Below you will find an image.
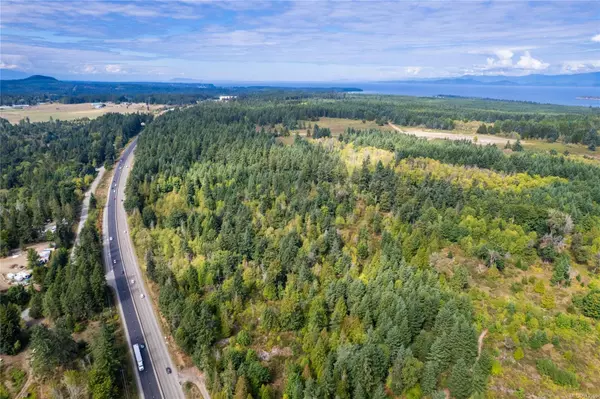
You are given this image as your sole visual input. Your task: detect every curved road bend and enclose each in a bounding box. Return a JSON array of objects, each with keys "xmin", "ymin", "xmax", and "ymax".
[{"xmin": 103, "ymin": 139, "xmax": 184, "ymax": 399}]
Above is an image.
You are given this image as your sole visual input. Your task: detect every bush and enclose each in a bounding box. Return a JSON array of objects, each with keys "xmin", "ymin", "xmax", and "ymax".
[
  {"xmin": 541, "ymin": 292, "xmax": 555, "ymax": 309},
  {"xmin": 0, "ymin": 383, "xmax": 9, "ymax": 399},
  {"xmin": 581, "ymin": 290, "xmax": 600, "ymax": 319},
  {"xmin": 536, "ymin": 358, "xmax": 578, "ymax": 387},
  {"xmin": 10, "ymin": 368, "xmax": 27, "ymax": 391},
  {"xmin": 513, "ymin": 347, "xmax": 524, "ymax": 361},
  {"xmin": 237, "ymin": 330, "xmax": 252, "ymax": 346},
  {"xmin": 529, "ymin": 330, "xmax": 548, "ymax": 350}
]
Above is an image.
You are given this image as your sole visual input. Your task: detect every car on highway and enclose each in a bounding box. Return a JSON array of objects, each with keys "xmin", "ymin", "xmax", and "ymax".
[
  {"xmin": 166, "ymin": 367, "xmax": 172, "ymax": 374},
  {"xmin": 131, "ymin": 279, "xmax": 135, "ymax": 284},
  {"xmin": 113, "ymin": 259, "xmax": 117, "ymax": 264},
  {"xmin": 140, "ymin": 293, "xmax": 145, "ymax": 299},
  {"xmin": 110, "ymin": 237, "xmax": 113, "ymax": 241}
]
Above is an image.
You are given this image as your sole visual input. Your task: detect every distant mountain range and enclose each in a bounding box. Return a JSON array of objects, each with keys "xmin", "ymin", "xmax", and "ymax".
[
  {"xmin": 388, "ymin": 72, "xmax": 600, "ymax": 87},
  {"xmin": 0, "ymin": 75, "xmax": 361, "ymax": 105}
]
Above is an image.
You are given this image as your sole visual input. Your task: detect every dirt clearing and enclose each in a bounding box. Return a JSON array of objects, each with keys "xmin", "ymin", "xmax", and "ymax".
[
  {"xmin": 0, "ymin": 242, "xmax": 51, "ymax": 291},
  {"xmin": 389, "ymin": 122, "xmax": 516, "ymax": 145}
]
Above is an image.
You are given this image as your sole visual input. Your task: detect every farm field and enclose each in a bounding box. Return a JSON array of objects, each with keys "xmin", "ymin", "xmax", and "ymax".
[{"xmin": 0, "ymin": 102, "xmax": 164, "ymax": 124}]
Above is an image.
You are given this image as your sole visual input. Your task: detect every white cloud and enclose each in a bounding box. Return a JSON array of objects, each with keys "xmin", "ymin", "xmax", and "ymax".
[
  {"xmin": 494, "ymin": 49, "xmax": 514, "ymax": 65},
  {"xmin": 516, "ymin": 51, "xmax": 549, "ymax": 70},
  {"xmin": 0, "ymin": 62, "xmax": 19, "ymax": 69},
  {"xmin": 0, "ymin": 54, "xmax": 32, "ymax": 70},
  {"xmin": 105, "ymin": 64, "xmax": 124, "ymax": 73},
  {"xmin": 405, "ymin": 66, "xmax": 422, "ymax": 75},
  {"xmin": 592, "ymin": 34, "xmax": 600, "ymax": 42},
  {"xmin": 561, "ymin": 59, "xmax": 600, "ymax": 73},
  {"xmin": 479, "ymin": 49, "xmax": 549, "ymax": 72},
  {"xmin": 83, "ymin": 64, "xmax": 97, "ymax": 73},
  {"xmin": 483, "ymin": 48, "xmax": 515, "ymax": 68}
]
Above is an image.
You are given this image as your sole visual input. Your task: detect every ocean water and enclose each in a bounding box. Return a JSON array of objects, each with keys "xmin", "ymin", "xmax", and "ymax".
[{"xmin": 355, "ymin": 82, "xmax": 600, "ymax": 107}]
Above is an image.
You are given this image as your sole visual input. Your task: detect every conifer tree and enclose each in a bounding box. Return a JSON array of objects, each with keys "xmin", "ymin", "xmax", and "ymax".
[
  {"xmin": 448, "ymin": 358, "xmax": 473, "ymax": 399},
  {"xmin": 421, "ymin": 360, "xmax": 439, "ymax": 395}
]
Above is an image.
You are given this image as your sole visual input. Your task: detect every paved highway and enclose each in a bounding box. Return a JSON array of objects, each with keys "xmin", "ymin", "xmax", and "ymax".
[{"xmin": 103, "ymin": 139, "xmax": 184, "ymax": 399}]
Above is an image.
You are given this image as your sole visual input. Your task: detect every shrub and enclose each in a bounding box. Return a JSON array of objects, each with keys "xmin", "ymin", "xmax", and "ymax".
[
  {"xmin": 536, "ymin": 358, "xmax": 578, "ymax": 387},
  {"xmin": 10, "ymin": 368, "xmax": 26, "ymax": 391},
  {"xmin": 581, "ymin": 290, "xmax": 600, "ymax": 319},
  {"xmin": 513, "ymin": 347, "xmax": 524, "ymax": 361},
  {"xmin": 533, "ymin": 280, "xmax": 545, "ymax": 294},
  {"xmin": 0, "ymin": 383, "xmax": 9, "ymax": 399},
  {"xmin": 541, "ymin": 291, "xmax": 555, "ymax": 309},
  {"xmin": 529, "ymin": 330, "xmax": 548, "ymax": 350}
]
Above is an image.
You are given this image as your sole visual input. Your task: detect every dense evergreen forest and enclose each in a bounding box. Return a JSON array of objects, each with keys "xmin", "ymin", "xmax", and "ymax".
[
  {"xmin": 0, "ymin": 113, "xmax": 152, "ymax": 254},
  {"xmin": 124, "ymin": 100, "xmax": 600, "ymax": 398}
]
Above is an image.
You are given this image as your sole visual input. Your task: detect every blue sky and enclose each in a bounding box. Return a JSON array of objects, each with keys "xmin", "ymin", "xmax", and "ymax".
[{"xmin": 1, "ymin": 0, "xmax": 599, "ymax": 82}]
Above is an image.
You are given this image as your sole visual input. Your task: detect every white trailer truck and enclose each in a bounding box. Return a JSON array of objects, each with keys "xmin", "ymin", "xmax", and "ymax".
[{"xmin": 133, "ymin": 343, "xmax": 144, "ymax": 372}]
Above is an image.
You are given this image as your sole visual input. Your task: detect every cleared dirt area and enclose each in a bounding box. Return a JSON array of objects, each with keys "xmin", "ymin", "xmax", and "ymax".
[
  {"xmin": 0, "ymin": 102, "xmax": 164, "ymax": 124},
  {"xmin": 0, "ymin": 242, "xmax": 51, "ymax": 291},
  {"xmin": 389, "ymin": 122, "xmax": 516, "ymax": 145}
]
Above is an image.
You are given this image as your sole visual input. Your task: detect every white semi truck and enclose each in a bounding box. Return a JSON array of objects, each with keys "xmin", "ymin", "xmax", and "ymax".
[{"xmin": 133, "ymin": 343, "xmax": 144, "ymax": 372}]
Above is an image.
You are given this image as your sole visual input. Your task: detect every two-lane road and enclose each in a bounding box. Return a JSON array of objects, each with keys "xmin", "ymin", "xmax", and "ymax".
[{"xmin": 103, "ymin": 139, "xmax": 184, "ymax": 399}]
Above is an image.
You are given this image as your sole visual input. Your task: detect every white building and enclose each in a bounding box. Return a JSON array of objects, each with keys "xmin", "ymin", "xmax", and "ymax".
[
  {"xmin": 7, "ymin": 271, "xmax": 32, "ymax": 284},
  {"xmin": 38, "ymin": 248, "xmax": 54, "ymax": 263},
  {"xmin": 218, "ymin": 95, "xmax": 237, "ymax": 102}
]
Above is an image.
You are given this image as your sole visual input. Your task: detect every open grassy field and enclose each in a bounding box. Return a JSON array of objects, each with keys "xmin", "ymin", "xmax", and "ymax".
[{"xmin": 0, "ymin": 102, "xmax": 164, "ymax": 124}]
